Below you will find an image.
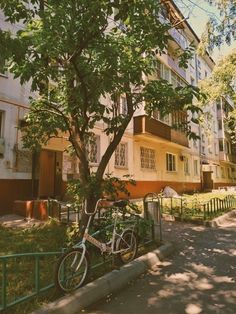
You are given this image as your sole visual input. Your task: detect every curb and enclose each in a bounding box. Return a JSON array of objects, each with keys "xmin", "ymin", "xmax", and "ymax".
[
  {"xmin": 31, "ymin": 242, "xmax": 174, "ymax": 314},
  {"xmin": 205, "ymin": 209, "xmax": 236, "ymax": 227}
]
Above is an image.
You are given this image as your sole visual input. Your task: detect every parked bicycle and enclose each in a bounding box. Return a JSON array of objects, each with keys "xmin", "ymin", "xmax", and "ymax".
[{"xmin": 55, "ymin": 199, "xmax": 138, "ymax": 293}]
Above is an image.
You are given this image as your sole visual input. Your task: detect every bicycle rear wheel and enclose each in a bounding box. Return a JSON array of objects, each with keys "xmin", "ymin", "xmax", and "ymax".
[
  {"xmin": 55, "ymin": 248, "xmax": 90, "ymax": 293},
  {"xmin": 117, "ymin": 230, "xmax": 138, "ymax": 264}
]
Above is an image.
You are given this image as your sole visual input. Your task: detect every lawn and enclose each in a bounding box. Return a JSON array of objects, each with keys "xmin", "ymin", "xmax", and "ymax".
[
  {"xmin": 0, "ymin": 215, "xmax": 155, "ymax": 314},
  {"xmin": 0, "ymin": 220, "xmax": 68, "ymax": 314}
]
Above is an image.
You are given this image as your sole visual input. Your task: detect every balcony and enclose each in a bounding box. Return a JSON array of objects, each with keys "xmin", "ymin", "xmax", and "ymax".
[
  {"xmin": 133, "ymin": 115, "xmax": 188, "ymax": 147},
  {"xmin": 162, "ymin": 54, "xmax": 186, "ymax": 80},
  {"xmin": 168, "ymin": 28, "xmax": 187, "ymax": 50},
  {"xmin": 219, "ymin": 152, "xmax": 236, "ymax": 163}
]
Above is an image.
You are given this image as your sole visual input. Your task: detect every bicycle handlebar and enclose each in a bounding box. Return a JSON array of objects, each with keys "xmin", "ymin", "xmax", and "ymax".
[{"xmin": 84, "ymin": 199, "xmax": 128, "ymax": 216}]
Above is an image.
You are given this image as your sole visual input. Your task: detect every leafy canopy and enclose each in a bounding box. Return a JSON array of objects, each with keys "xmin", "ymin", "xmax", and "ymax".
[{"xmin": 0, "ymin": 0, "xmax": 202, "ymax": 201}]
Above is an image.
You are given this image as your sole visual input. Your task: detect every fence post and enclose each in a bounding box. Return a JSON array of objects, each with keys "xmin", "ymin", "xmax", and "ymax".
[
  {"xmin": 143, "ymin": 193, "xmax": 162, "ymax": 242},
  {"xmin": 2, "ymin": 259, "xmax": 7, "ymax": 310},
  {"xmin": 180, "ymin": 198, "xmax": 183, "ymax": 220},
  {"xmin": 35, "ymin": 256, "xmax": 40, "ymax": 293},
  {"xmin": 203, "ymin": 204, "xmax": 206, "ymax": 220}
]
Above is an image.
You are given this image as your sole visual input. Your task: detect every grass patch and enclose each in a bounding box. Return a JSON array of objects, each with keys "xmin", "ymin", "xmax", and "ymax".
[{"xmin": 0, "ymin": 217, "xmax": 155, "ymax": 313}]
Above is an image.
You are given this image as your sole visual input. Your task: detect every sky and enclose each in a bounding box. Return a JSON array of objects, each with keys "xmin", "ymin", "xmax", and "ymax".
[{"xmin": 174, "ymin": 0, "xmax": 236, "ymax": 62}]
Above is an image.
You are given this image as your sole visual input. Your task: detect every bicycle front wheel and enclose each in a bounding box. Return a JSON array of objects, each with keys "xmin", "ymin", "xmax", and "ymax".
[
  {"xmin": 117, "ymin": 230, "xmax": 138, "ymax": 264},
  {"xmin": 55, "ymin": 248, "xmax": 90, "ymax": 293}
]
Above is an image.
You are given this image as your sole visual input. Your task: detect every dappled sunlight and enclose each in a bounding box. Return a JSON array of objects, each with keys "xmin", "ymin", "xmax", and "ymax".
[
  {"xmin": 185, "ymin": 303, "xmax": 202, "ymax": 314},
  {"xmin": 166, "ymin": 271, "xmax": 198, "ymax": 283},
  {"xmin": 229, "ymin": 248, "xmax": 236, "ymax": 256},
  {"xmin": 212, "ymin": 248, "xmax": 228, "ymax": 254},
  {"xmin": 194, "ymin": 278, "xmax": 214, "ymax": 290},
  {"xmin": 213, "ymin": 275, "xmax": 234, "ymax": 283},
  {"xmin": 87, "ymin": 217, "xmax": 236, "ymax": 314},
  {"xmin": 191, "ymin": 263, "xmax": 214, "ymax": 275},
  {"xmin": 157, "ymin": 288, "xmax": 175, "ymax": 298}
]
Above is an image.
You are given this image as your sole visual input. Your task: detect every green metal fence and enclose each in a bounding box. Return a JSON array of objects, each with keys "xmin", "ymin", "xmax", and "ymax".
[
  {"xmin": 160, "ymin": 195, "xmax": 236, "ymax": 220},
  {"xmin": 0, "ymin": 251, "xmax": 61, "ymax": 311},
  {"xmin": 0, "ymin": 214, "xmax": 154, "ymax": 311}
]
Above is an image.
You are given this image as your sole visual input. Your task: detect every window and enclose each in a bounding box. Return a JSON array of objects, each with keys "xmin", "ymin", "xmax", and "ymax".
[
  {"xmin": 156, "ymin": 61, "xmax": 162, "ymax": 79},
  {"xmin": 0, "ymin": 111, "xmax": 5, "ymax": 158},
  {"xmin": 166, "ymin": 153, "xmax": 176, "ymax": 172},
  {"xmin": 119, "ymin": 96, "xmax": 128, "ymax": 115},
  {"xmin": 193, "ymin": 160, "xmax": 199, "ymax": 176},
  {"xmin": 218, "ymin": 120, "xmax": 222, "ymax": 130},
  {"xmin": 193, "ymin": 139, "xmax": 198, "ymax": 149},
  {"xmin": 201, "ymin": 146, "xmax": 205, "ymax": 155},
  {"xmin": 225, "ymin": 141, "xmax": 231, "ymax": 154},
  {"xmin": 197, "ymin": 59, "xmax": 201, "ymax": 69},
  {"xmin": 162, "ymin": 64, "xmax": 170, "ymax": 81},
  {"xmin": 205, "ymin": 71, "xmax": 208, "ymax": 78},
  {"xmin": 140, "ymin": 147, "xmax": 156, "ymax": 170},
  {"xmin": 115, "ymin": 142, "xmax": 128, "ymax": 168},
  {"xmin": 0, "ymin": 111, "xmax": 4, "ymax": 138},
  {"xmin": 198, "ymin": 71, "xmax": 202, "ymax": 80},
  {"xmin": 190, "ymin": 77, "xmax": 195, "ymax": 86},
  {"xmin": 0, "ymin": 58, "xmax": 7, "ymax": 76},
  {"xmin": 184, "ymin": 157, "xmax": 189, "ymax": 175},
  {"xmin": 171, "ymin": 71, "xmax": 185, "ymax": 88},
  {"xmin": 201, "ymin": 134, "xmax": 205, "ymax": 143},
  {"xmin": 216, "ymin": 101, "xmax": 221, "ymax": 110},
  {"xmin": 221, "ymin": 167, "xmax": 225, "ymax": 178},
  {"xmin": 219, "ymin": 139, "xmax": 224, "ymax": 152},
  {"xmin": 88, "ymin": 136, "xmax": 100, "ymax": 165}
]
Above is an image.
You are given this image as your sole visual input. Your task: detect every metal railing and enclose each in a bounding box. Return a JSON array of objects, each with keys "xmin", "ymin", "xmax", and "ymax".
[
  {"xmin": 47, "ymin": 198, "xmax": 81, "ymax": 224},
  {"xmin": 0, "ymin": 213, "xmax": 154, "ymax": 311},
  {"xmin": 159, "ymin": 195, "xmax": 236, "ymax": 221},
  {"xmin": 0, "ymin": 251, "xmax": 61, "ymax": 311}
]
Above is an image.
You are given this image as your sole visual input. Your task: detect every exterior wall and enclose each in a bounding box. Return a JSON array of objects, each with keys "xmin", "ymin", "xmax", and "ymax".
[
  {"xmin": 0, "ymin": 179, "xmax": 33, "ymax": 213},
  {"xmin": 1, "ymin": 3, "xmax": 236, "ymax": 216},
  {"xmin": 124, "ymin": 181, "xmax": 201, "ymax": 199}
]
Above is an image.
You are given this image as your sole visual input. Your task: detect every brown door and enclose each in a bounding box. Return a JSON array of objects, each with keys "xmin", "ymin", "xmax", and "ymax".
[
  {"xmin": 203, "ymin": 171, "xmax": 213, "ymax": 191},
  {"xmin": 38, "ymin": 150, "xmax": 62, "ymax": 198}
]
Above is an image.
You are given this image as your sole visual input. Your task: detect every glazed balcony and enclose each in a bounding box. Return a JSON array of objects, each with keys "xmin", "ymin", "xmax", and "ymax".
[
  {"xmin": 161, "ymin": 54, "xmax": 186, "ymax": 80},
  {"xmin": 219, "ymin": 152, "xmax": 236, "ymax": 163},
  {"xmin": 133, "ymin": 115, "xmax": 188, "ymax": 147}
]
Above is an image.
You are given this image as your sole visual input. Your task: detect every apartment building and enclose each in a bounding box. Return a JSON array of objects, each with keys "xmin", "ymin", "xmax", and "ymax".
[{"xmin": 0, "ymin": 1, "xmax": 235, "ymax": 214}]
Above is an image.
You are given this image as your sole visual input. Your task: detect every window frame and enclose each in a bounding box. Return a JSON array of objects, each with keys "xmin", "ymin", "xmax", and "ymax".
[
  {"xmin": 166, "ymin": 153, "xmax": 177, "ymax": 172},
  {"xmin": 87, "ymin": 135, "xmax": 100, "ymax": 166},
  {"xmin": 115, "ymin": 142, "xmax": 128, "ymax": 169},
  {"xmin": 140, "ymin": 146, "xmax": 156, "ymax": 170},
  {"xmin": 184, "ymin": 157, "xmax": 190, "ymax": 175},
  {"xmin": 193, "ymin": 159, "xmax": 199, "ymax": 176}
]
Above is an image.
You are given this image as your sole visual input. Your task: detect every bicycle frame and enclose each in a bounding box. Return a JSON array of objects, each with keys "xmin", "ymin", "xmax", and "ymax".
[{"xmin": 77, "ymin": 206, "xmax": 135, "ymax": 260}]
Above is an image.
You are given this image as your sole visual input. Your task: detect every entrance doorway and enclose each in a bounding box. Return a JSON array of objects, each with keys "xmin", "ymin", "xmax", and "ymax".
[
  {"xmin": 202, "ymin": 171, "xmax": 213, "ymax": 191},
  {"xmin": 38, "ymin": 149, "xmax": 62, "ymax": 198}
]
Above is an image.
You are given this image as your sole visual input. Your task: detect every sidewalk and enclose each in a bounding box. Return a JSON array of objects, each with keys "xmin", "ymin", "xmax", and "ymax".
[
  {"xmin": 0, "ymin": 214, "xmax": 43, "ymax": 228},
  {"xmin": 86, "ymin": 211, "xmax": 236, "ymax": 314}
]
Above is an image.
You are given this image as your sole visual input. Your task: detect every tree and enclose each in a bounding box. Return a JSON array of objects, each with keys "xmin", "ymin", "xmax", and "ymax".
[
  {"xmin": 0, "ymin": 0, "xmax": 201, "ymax": 233},
  {"xmin": 199, "ymin": 49, "xmax": 236, "ymax": 139},
  {"xmin": 200, "ymin": 50, "xmax": 236, "ymax": 102},
  {"xmin": 175, "ymin": 0, "xmax": 236, "ymax": 51}
]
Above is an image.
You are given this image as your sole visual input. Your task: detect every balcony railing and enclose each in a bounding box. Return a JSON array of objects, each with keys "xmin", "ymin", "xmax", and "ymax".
[
  {"xmin": 168, "ymin": 28, "xmax": 187, "ymax": 50},
  {"xmin": 133, "ymin": 115, "xmax": 188, "ymax": 147}
]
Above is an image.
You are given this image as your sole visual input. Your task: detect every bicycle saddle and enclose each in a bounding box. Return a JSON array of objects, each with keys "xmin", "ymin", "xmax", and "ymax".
[{"xmin": 113, "ymin": 200, "xmax": 128, "ymax": 208}]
